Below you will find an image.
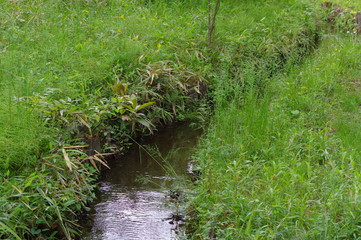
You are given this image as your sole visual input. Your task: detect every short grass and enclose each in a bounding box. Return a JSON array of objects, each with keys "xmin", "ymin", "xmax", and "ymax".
[{"xmin": 190, "ymin": 35, "xmax": 361, "ymax": 239}]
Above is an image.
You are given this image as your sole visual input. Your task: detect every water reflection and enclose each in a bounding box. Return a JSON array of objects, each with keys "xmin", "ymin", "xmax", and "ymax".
[{"xmin": 82, "ymin": 123, "xmax": 202, "ymax": 240}]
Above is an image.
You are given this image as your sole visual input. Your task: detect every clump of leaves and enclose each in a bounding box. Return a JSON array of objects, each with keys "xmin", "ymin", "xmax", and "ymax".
[
  {"xmin": 26, "ymin": 83, "xmax": 156, "ymax": 139},
  {"xmin": 137, "ymin": 60, "xmax": 207, "ymax": 116},
  {"xmin": 0, "ymin": 145, "xmax": 109, "ymax": 239},
  {"xmin": 109, "ymin": 82, "xmax": 155, "ymax": 133}
]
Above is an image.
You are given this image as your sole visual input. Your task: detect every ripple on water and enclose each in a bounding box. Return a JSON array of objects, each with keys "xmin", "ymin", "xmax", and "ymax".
[
  {"xmin": 81, "ymin": 123, "xmax": 203, "ymax": 240},
  {"xmin": 82, "ymin": 190, "xmax": 177, "ymax": 240}
]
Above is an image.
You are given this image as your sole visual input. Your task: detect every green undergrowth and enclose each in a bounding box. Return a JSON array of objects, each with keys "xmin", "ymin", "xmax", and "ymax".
[
  {"xmin": 0, "ymin": 0, "xmax": 211, "ymax": 173},
  {"xmin": 0, "ymin": 0, "xmax": 358, "ymax": 238},
  {"xmin": 0, "ymin": 0, "xmax": 319, "ymax": 238},
  {"xmin": 189, "ymin": 28, "xmax": 361, "ymax": 239},
  {"xmin": 0, "ymin": 0, "xmax": 214, "ymax": 238},
  {"xmin": 324, "ymin": 0, "xmax": 361, "ymax": 9},
  {"xmin": 0, "ymin": 153, "xmax": 99, "ymax": 239}
]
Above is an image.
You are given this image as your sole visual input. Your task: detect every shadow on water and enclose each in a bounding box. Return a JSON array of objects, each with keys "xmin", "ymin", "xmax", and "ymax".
[{"xmin": 81, "ymin": 122, "xmax": 203, "ymax": 240}]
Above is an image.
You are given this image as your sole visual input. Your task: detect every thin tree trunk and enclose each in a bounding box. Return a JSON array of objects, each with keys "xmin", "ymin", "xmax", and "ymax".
[
  {"xmin": 356, "ymin": 12, "xmax": 361, "ymax": 35},
  {"xmin": 207, "ymin": 0, "xmax": 221, "ymax": 47}
]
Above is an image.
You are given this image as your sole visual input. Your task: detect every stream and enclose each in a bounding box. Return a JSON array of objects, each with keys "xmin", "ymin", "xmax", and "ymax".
[{"xmin": 81, "ymin": 123, "xmax": 202, "ymax": 240}]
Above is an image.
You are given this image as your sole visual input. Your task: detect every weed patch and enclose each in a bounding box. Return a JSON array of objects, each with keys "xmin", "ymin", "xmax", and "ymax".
[
  {"xmin": 1, "ymin": 0, "xmax": 360, "ymax": 238},
  {"xmin": 189, "ymin": 23, "xmax": 361, "ymax": 240}
]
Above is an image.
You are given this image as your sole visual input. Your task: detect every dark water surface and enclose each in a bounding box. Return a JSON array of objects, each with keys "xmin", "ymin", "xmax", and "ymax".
[{"xmin": 81, "ymin": 123, "xmax": 202, "ymax": 240}]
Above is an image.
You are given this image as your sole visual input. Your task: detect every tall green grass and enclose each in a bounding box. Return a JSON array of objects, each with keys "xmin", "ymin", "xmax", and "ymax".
[
  {"xmin": 0, "ymin": 0, "xmax": 321, "ymax": 170},
  {"xmin": 190, "ymin": 31, "xmax": 361, "ymax": 239},
  {"xmin": 1, "ymin": 0, "xmax": 321, "ymax": 238},
  {"xmin": 0, "ymin": 102, "xmax": 47, "ymax": 171},
  {"xmin": 1, "ymin": 0, "xmax": 359, "ymax": 238},
  {"xmin": 0, "ymin": 0, "xmax": 209, "ymax": 171},
  {"xmin": 0, "ymin": 0, "xmax": 215, "ymax": 238}
]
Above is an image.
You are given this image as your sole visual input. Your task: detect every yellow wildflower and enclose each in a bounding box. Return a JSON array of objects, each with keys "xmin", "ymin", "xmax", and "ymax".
[
  {"xmin": 82, "ymin": 10, "xmax": 89, "ymax": 13},
  {"xmin": 157, "ymin": 43, "xmax": 162, "ymax": 50},
  {"xmin": 119, "ymin": 15, "xmax": 125, "ymax": 19}
]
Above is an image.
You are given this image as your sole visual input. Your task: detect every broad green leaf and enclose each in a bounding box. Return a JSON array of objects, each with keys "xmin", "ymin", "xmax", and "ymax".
[{"xmin": 135, "ymin": 102, "xmax": 155, "ymax": 112}]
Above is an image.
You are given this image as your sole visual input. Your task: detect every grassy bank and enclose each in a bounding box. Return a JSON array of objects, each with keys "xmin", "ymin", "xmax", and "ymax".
[
  {"xmin": 0, "ymin": 0, "xmax": 319, "ymax": 238},
  {"xmin": 1, "ymin": 0, "xmax": 359, "ymax": 238},
  {"xmin": 0, "ymin": 0, "xmax": 211, "ymax": 238},
  {"xmin": 189, "ymin": 7, "xmax": 361, "ymax": 240}
]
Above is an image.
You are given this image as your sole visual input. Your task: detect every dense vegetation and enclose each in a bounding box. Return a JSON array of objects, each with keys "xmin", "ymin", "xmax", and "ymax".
[
  {"xmin": 0, "ymin": 0, "xmax": 360, "ymax": 239},
  {"xmin": 1, "ymin": 0, "xmax": 211, "ymax": 238},
  {"xmin": 190, "ymin": 37, "xmax": 361, "ymax": 239},
  {"xmin": 188, "ymin": 1, "xmax": 361, "ymax": 240}
]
